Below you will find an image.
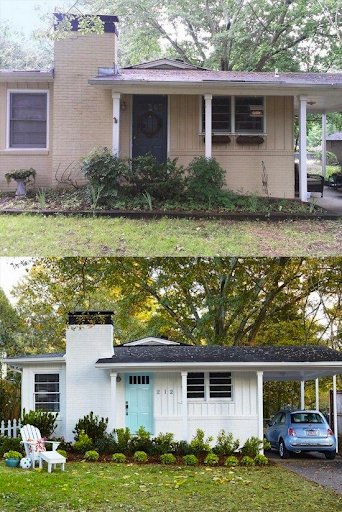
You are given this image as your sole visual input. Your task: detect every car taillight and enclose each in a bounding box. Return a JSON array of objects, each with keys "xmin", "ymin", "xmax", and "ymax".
[
  {"xmin": 288, "ymin": 428, "xmax": 296, "ymax": 436},
  {"xmin": 327, "ymin": 428, "xmax": 334, "ymax": 436}
]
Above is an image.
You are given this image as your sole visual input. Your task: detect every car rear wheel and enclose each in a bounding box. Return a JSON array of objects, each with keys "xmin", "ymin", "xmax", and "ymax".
[
  {"xmin": 279, "ymin": 439, "xmax": 290, "ymax": 459},
  {"xmin": 324, "ymin": 451, "xmax": 336, "ymax": 460}
]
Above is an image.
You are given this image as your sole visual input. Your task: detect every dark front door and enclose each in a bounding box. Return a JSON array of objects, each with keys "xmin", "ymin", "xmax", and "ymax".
[{"xmin": 132, "ymin": 95, "xmax": 167, "ymax": 163}]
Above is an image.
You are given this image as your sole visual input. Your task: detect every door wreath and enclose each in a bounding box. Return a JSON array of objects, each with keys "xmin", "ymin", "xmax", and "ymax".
[{"xmin": 138, "ymin": 111, "xmax": 162, "ymax": 138}]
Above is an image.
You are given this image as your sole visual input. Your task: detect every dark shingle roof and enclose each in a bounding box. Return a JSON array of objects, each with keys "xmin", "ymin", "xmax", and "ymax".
[{"xmin": 97, "ymin": 345, "xmax": 342, "ymax": 364}]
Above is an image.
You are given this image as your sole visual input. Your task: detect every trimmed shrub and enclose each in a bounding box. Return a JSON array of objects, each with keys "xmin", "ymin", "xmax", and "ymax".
[
  {"xmin": 112, "ymin": 453, "xmax": 126, "ymax": 463},
  {"xmin": 84, "ymin": 450, "xmax": 99, "ymax": 462},
  {"xmin": 133, "ymin": 451, "xmax": 148, "ymax": 464},
  {"xmin": 204, "ymin": 452, "xmax": 219, "ymax": 466},
  {"xmin": 173, "ymin": 440, "xmax": 193, "ymax": 456},
  {"xmin": 129, "ymin": 426, "xmax": 154, "ymax": 454},
  {"xmin": 186, "ymin": 156, "xmax": 225, "ymax": 205},
  {"xmin": 115, "ymin": 428, "xmax": 131, "ymax": 453},
  {"xmin": 94, "ymin": 434, "xmax": 118, "ymax": 455},
  {"xmin": 73, "ymin": 430, "xmax": 93, "ymax": 454},
  {"xmin": 240, "ymin": 437, "xmax": 270, "ymax": 458},
  {"xmin": 56, "ymin": 449, "xmax": 67, "ymax": 459},
  {"xmin": 224, "ymin": 455, "xmax": 239, "ymax": 467},
  {"xmin": 22, "ymin": 409, "xmax": 57, "ymax": 438},
  {"xmin": 74, "ymin": 412, "xmax": 108, "ymax": 443},
  {"xmin": 160, "ymin": 453, "xmax": 176, "ymax": 465},
  {"xmin": 190, "ymin": 429, "xmax": 213, "ymax": 455},
  {"xmin": 214, "ymin": 430, "xmax": 239, "ymax": 456},
  {"xmin": 240, "ymin": 456, "xmax": 255, "ymax": 467},
  {"xmin": 254, "ymin": 454, "xmax": 269, "ymax": 466},
  {"xmin": 182, "ymin": 454, "xmax": 198, "ymax": 466},
  {"xmin": 0, "ymin": 436, "xmax": 22, "ymax": 456},
  {"xmin": 153, "ymin": 432, "xmax": 175, "ymax": 455}
]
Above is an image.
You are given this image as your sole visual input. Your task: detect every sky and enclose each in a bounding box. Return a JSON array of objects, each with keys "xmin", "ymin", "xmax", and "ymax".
[{"xmin": 0, "ymin": 258, "xmax": 31, "ymax": 301}]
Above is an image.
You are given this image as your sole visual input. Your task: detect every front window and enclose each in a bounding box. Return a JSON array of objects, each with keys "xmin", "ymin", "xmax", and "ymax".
[
  {"xmin": 202, "ymin": 96, "xmax": 231, "ymax": 132},
  {"xmin": 187, "ymin": 372, "xmax": 232, "ymax": 399},
  {"xmin": 9, "ymin": 92, "xmax": 48, "ymax": 148},
  {"xmin": 235, "ymin": 96, "xmax": 264, "ymax": 133},
  {"xmin": 34, "ymin": 374, "xmax": 60, "ymax": 412}
]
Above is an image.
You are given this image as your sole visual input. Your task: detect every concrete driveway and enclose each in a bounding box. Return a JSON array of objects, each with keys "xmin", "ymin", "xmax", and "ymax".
[{"xmin": 267, "ymin": 450, "xmax": 342, "ymax": 494}]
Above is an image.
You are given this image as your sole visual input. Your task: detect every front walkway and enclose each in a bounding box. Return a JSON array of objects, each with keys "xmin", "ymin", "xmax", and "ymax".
[{"xmin": 310, "ymin": 187, "xmax": 342, "ymax": 215}]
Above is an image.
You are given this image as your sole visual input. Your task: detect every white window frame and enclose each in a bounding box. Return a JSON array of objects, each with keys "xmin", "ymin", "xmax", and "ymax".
[
  {"xmin": 199, "ymin": 95, "xmax": 266, "ymax": 136},
  {"xmin": 6, "ymin": 89, "xmax": 50, "ymax": 150},
  {"xmin": 34, "ymin": 371, "xmax": 60, "ymax": 413},
  {"xmin": 187, "ymin": 371, "xmax": 233, "ymax": 402}
]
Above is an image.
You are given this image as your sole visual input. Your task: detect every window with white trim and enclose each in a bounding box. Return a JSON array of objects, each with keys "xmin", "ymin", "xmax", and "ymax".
[
  {"xmin": 187, "ymin": 372, "xmax": 232, "ymax": 399},
  {"xmin": 34, "ymin": 374, "xmax": 60, "ymax": 412},
  {"xmin": 202, "ymin": 96, "xmax": 231, "ymax": 132},
  {"xmin": 9, "ymin": 92, "xmax": 48, "ymax": 148}
]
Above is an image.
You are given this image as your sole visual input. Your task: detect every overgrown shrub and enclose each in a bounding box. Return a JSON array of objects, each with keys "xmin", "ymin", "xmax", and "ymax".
[
  {"xmin": 133, "ymin": 450, "xmax": 148, "ymax": 463},
  {"xmin": 84, "ymin": 450, "xmax": 99, "ymax": 461},
  {"xmin": 73, "ymin": 430, "xmax": 93, "ymax": 453},
  {"xmin": 240, "ymin": 455, "xmax": 255, "ymax": 467},
  {"xmin": 173, "ymin": 440, "xmax": 193, "ymax": 456},
  {"xmin": 73, "ymin": 411, "xmax": 108, "ymax": 443},
  {"xmin": 214, "ymin": 430, "xmax": 239, "ymax": 456},
  {"xmin": 56, "ymin": 449, "xmax": 67, "ymax": 459},
  {"xmin": 204, "ymin": 452, "xmax": 219, "ymax": 466},
  {"xmin": 112, "ymin": 452, "xmax": 126, "ymax": 463},
  {"xmin": 186, "ymin": 156, "xmax": 225, "ymax": 205},
  {"xmin": 182, "ymin": 454, "xmax": 198, "ymax": 466},
  {"xmin": 124, "ymin": 154, "xmax": 185, "ymax": 200},
  {"xmin": 153, "ymin": 432, "xmax": 176, "ymax": 455},
  {"xmin": 22, "ymin": 409, "xmax": 57, "ymax": 438},
  {"xmin": 190, "ymin": 429, "xmax": 213, "ymax": 455},
  {"xmin": 81, "ymin": 146, "xmax": 128, "ymax": 204},
  {"xmin": 160, "ymin": 453, "xmax": 176, "ymax": 465},
  {"xmin": 115, "ymin": 428, "xmax": 131, "ymax": 453},
  {"xmin": 254, "ymin": 454, "xmax": 269, "ymax": 466},
  {"xmin": 94, "ymin": 433, "xmax": 118, "ymax": 455},
  {"xmin": 240, "ymin": 437, "xmax": 270, "ymax": 458},
  {"xmin": 0, "ymin": 436, "xmax": 22, "ymax": 456},
  {"xmin": 224, "ymin": 455, "xmax": 239, "ymax": 467},
  {"xmin": 129, "ymin": 426, "xmax": 154, "ymax": 454}
]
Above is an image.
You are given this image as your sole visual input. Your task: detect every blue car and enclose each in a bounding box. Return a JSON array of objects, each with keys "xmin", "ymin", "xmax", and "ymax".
[{"xmin": 265, "ymin": 409, "xmax": 336, "ymax": 459}]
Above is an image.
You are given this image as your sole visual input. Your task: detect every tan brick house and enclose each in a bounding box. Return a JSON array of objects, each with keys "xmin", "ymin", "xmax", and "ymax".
[{"xmin": 0, "ymin": 14, "xmax": 341, "ymax": 201}]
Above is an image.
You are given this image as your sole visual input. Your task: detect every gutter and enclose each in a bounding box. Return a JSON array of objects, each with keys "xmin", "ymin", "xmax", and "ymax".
[
  {"xmin": 3, "ymin": 356, "xmax": 66, "ymax": 365},
  {"xmin": 0, "ymin": 71, "xmax": 54, "ymax": 82},
  {"xmin": 94, "ymin": 361, "xmax": 342, "ymax": 370}
]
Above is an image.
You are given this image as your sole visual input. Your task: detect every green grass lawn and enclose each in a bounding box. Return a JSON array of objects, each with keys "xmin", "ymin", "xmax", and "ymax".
[
  {"xmin": 0, "ymin": 462, "xmax": 340, "ymax": 512},
  {"xmin": 0, "ymin": 215, "xmax": 341, "ymax": 256}
]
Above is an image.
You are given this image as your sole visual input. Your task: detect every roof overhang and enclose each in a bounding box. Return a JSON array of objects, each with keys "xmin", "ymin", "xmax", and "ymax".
[
  {"xmin": 0, "ymin": 70, "xmax": 54, "ymax": 83},
  {"xmin": 3, "ymin": 355, "xmax": 65, "ymax": 365}
]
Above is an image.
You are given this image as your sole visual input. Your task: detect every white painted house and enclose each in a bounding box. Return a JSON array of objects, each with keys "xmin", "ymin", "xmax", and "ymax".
[{"xmin": 3, "ymin": 311, "xmax": 342, "ymax": 446}]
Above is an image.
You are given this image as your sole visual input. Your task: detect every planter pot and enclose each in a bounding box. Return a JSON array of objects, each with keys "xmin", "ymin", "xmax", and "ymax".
[
  {"xmin": 14, "ymin": 180, "xmax": 27, "ymax": 198},
  {"xmin": 5, "ymin": 458, "xmax": 20, "ymax": 467}
]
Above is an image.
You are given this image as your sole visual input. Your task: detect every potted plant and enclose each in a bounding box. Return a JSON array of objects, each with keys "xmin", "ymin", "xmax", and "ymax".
[
  {"xmin": 5, "ymin": 168, "xmax": 36, "ymax": 198},
  {"xmin": 3, "ymin": 451, "xmax": 23, "ymax": 467}
]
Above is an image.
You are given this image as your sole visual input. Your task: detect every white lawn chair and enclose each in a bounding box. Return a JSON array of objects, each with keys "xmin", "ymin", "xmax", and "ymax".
[{"xmin": 20, "ymin": 424, "xmax": 60, "ymax": 468}]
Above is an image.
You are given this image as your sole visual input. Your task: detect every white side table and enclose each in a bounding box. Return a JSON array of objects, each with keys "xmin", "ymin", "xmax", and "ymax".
[{"xmin": 38, "ymin": 451, "xmax": 66, "ymax": 473}]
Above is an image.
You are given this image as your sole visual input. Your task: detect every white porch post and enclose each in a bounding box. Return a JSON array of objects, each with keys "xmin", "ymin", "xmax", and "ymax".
[
  {"xmin": 257, "ymin": 371, "xmax": 264, "ymax": 454},
  {"xmin": 204, "ymin": 94, "xmax": 212, "ymax": 158},
  {"xmin": 321, "ymin": 112, "xmax": 327, "ymax": 178},
  {"xmin": 298, "ymin": 96, "xmax": 308, "ymax": 202},
  {"xmin": 112, "ymin": 92, "xmax": 121, "ymax": 156},
  {"xmin": 315, "ymin": 378, "xmax": 320, "ymax": 411},
  {"xmin": 181, "ymin": 371, "xmax": 188, "ymax": 441},
  {"xmin": 300, "ymin": 380, "xmax": 305, "ymax": 409},
  {"xmin": 333, "ymin": 375, "xmax": 338, "ymax": 453},
  {"xmin": 110, "ymin": 372, "xmax": 118, "ymax": 432}
]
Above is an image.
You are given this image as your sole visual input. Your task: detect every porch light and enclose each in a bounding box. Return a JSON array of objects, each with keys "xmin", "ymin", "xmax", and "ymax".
[
  {"xmin": 116, "ymin": 374, "xmax": 122, "ymax": 383},
  {"xmin": 120, "ymin": 100, "xmax": 127, "ymax": 111}
]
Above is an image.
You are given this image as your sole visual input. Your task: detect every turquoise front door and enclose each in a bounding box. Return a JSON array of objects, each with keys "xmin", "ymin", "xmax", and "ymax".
[{"xmin": 125, "ymin": 373, "xmax": 153, "ymax": 434}]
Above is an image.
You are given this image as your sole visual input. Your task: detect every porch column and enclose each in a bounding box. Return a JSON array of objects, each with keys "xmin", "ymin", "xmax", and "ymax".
[
  {"xmin": 298, "ymin": 96, "xmax": 308, "ymax": 202},
  {"xmin": 321, "ymin": 112, "xmax": 327, "ymax": 178},
  {"xmin": 112, "ymin": 92, "xmax": 121, "ymax": 156},
  {"xmin": 300, "ymin": 380, "xmax": 305, "ymax": 409},
  {"xmin": 204, "ymin": 94, "xmax": 212, "ymax": 158},
  {"xmin": 315, "ymin": 378, "xmax": 320, "ymax": 411},
  {"xmin": 110, "ymin": 372, "xmax": 118, "ymax": 432},
  {"xmin": 257, "ymin": 371, "xmax": 264, "ymax": 454},
  {"xmin": 181, "ymin": 371, "xmax": 188, "ymax": 441},
  {"xmin": 333, "ymin": 375, "xmax": 338, "ymax": 452}
]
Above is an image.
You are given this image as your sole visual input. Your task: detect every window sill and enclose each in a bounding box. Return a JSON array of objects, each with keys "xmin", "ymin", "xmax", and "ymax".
[
  {"xmin": 199, "ymin": 132, "xmax": 267, "ymax": 136},
  {"xmin": 1, "ymin": 149, "xmax": 49, "ymax": 156}
]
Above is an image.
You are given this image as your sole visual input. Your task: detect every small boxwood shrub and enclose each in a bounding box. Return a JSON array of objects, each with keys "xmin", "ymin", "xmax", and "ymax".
[
  {"xmin": 73, "ymin": 430, "xmax": 93, "ymax": 453},
  {"xmin": 94, "ymin": 434, "xmax": 118, "ymax": 455},
  {"xmin": 133, "ymin": 451, "xmax": 148, "ymax": 463},
  {"xmin": 160, "ymin": 453, "xmax": 176, "ymax": 465},
  {"xmin": 182, "ymin": 454, "xmax": 198, "ymax": 466},
  {"xmin": 186, "ymin": 156, "xmax": 225, "ymax": 205},
  {"xmin": 112, "ymin": 453, "xmax": 126, "ymax": 463},
  {"xmin": 74, "ymin": 412, "xmax": 108, "ymax": 443},
  {"xmin": 56, "ymin": 449, "xmax": 67, "ymax": 459},
  {"xmin": 22, "ymin": 409, "xmax": 57, "ymax": 438},
  {"xmin": 224, "ymin": 455, "xmax": 239, "ymax": 467},
  {"xmin": 254, "ymin": 454, "xmax": 269, "ymax": 466},
  {"xmin": 204, "ymin": 452, "xmax": 219, "ymax": 466},
  {"xmin": 214, "ymin": 430, "xmax": 239, "ymax": 456},
  {"xmin": 0, "ymin": 436, "xmax": 22, "ymax": 456},
  {"xmin": 3, "ymin": 450, "xmax": 22, "ymax": 460},
  {"xmin": 240, "ymin": 456, "xmax": 255, "ymax": 467},
  {"xmin": 173, "ymin": 440, "xmax": 193, "ymax": 456},
  {"xmin": 84, "ymin": 450, "xmax": 99, "ymax": 462},
  {"xmin": 190, "ymin": 429, "xmax": 213, "ymax": 455}
]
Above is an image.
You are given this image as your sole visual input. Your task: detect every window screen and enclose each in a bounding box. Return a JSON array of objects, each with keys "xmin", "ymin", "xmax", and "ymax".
[
  {"xmin": 202, "ymin": 96, "xmax": 231, "ymax": 132},
  {"xmin": 9, "ymin": 93, "xmax": 47, "ymax": 148},
  {"xmin": 235, "ymin": 96, "xmax": 264, "ymax": 133},
  {"xmin": 209, "ymin": 372, "xmax": 232, "ymax": 398},
  {"xmin": 34, "ymin": 374, "xmax": 59, "ymax": 412},
  {"xmin": 187, "ymin": 372, "xmax": 205, "ymax": 398}
]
